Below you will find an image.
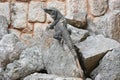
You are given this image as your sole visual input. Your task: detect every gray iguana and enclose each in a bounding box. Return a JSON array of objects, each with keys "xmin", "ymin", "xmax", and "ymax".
[{"xmin": 43, "ymin": 7, "xmax": 84, "ymax": 78}]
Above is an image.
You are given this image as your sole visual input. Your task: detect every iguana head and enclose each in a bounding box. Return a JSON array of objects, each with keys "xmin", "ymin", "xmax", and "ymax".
[{"xmin": 43, "ymin": 7, "xmax": 63, "ymax": 20}]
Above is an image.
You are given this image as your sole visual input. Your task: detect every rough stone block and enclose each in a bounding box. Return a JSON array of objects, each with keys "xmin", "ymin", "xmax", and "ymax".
[
  {"xmin": 4, "ymin": 46, "xmax": 44, "ymax": 80},
  {"xmin": 20, "ymin": 33, "xmax": 33, "ymax": 41},
  {"xmin": 28, "ymin": 1, "xmax": 45, "ymax": 23},
  {"xmin": 42, "ymin": 0, "xmax": 66, "ymax": 24},
  {"xmin": 76, "ymin": 35, "xmax": 120, "ymax": 74},
  {"xmin": 66, "ymin": 0, "xmax": 87, "ymax": 28},
  {"xmin": 67, "ymin": 25, "xmax": 89, "ymax": 44},
  {"xmin": 21, "ymin": 23, "xmax": 33, "ymax": 34},
  {"xmin": 0, "ymin": 15, "xmax": 8, "ymax": 39},
  {"xmin": 88, "ymin": 0, "xmax": 108, "ymax": 17},
  {"xmin": 91, "ymin": 47, "xmax": 120, "ymax": 80},
  {"xmin": 47, "ymin": 0, "xmax": 66, "ymax": 15},
  {"xmin": 109, "ymin": 0, "xmax": 120, "ymax": 11},
  {"xmin": 66, "ymin": 13, "xmax": 87, "ymax": 28},
  {"xmin": 0, "ymin": 2, "xmax": 10, "ymax": 24},
  {"xmin": 87, "ymin": 11, "xmax": 120, "ymax": 42},
  {"xmin": 46, "ymin": 0, "xmax": 65, "ymax": 23},
  {"xmin": 11, "ymin": 2, "xmax": 28, "ymax": 29},
  {"xmin": 33, "ymin": 23, "xmax": 47, "ymax": 40},
  {"xmin": 66, "ymin": 0, "xmax": 87, "ymax": 18},
  {"xmin": 0, "ymin": 34, "xmax": 27, "ymax": 69}
]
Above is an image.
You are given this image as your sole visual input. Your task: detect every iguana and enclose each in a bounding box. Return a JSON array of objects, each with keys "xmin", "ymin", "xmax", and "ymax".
[{"xmin": 43, "ymin": 7, "xmax": 84, "ymax": 78}]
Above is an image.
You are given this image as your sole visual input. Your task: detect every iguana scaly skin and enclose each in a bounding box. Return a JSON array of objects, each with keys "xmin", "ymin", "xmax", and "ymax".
[{"xmin": 43, "ymin": 7, "xmax": 84, "ymax": 78}]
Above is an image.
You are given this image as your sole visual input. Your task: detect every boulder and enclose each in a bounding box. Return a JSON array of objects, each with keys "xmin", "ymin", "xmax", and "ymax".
[
  {"xmin": 0, "ymin": 34, "xmax": 27, "ymax": 68},
  {"xmin": 91, "ymin": 47, "xmax": 120, "ymax": 80},
  {"xmin": 23, "ymin": 73, "xmax": 82, "ymax": 80},
  {"xmin": 87, "ymin": 10, "xmax": 120, "ymax": 42},
  {"xmin": 41, "ymin": 30, "xmax": 84, "ymax": 78},
  {"xmin": 0, "ymin": 15, "xmax": 8, "ymax": 39},
  {"xmin": 4, "ymin": 46, "xmax": 44, "ymax": 80},
  {"xmin": 68, "ymin": 25, "xmax": 89, "ymax": 43},
  {"xmin": 76, "ymin": 35, "xmax": 120, "ymax": 74},
  {"xmin": 3, "ymin": 29, "xmax": 85, "ymax": 79}
]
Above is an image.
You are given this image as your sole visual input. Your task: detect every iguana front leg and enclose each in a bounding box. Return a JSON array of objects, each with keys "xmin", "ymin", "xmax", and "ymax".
[{"xmin": 47, "ymin": 20, "xmax": 59, "ymax": 30}]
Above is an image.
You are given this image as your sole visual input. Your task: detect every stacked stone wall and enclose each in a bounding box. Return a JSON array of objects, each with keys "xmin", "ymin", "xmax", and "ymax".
[{"xmin": 0, "ymin": 0, "xmax": 120, "ymax": 43}]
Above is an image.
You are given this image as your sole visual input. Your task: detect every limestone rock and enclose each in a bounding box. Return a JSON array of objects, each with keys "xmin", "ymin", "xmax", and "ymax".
[
  {"xmin": 21, "ymin": 23, "xmax": 33, "ymax": 34},
  {"xmin": 21, "ymin": 33, "xmax": 33, "ymax": 42},
  {"xmin": 66, "ymin": 0, "xmax": 87, "ymax": 28},
  {"xmin": 46, "ymin": 1, "xmax": 65, "ymax": 23},
  {"xmin": 91, "ymin": 47, "xmax": 120, "ymax": 80},
  {"xmin": 41, "ymin": 30, "xmax": 83, "ymax": 78},
  {"xmin": 66, "ymin": 13, "xmax": 87, "ymax": 29},
  {"xmin": 0, "ymin": 2, "xmax": 10, "ymax": 24},
  {"xmin": 76, "ymin": 35, "xmax": 120, "ymax": 74},
  {"xmin": 11, "ymin": 2, "xmax": 28, "ymax": 29},
  {"xmin": 9, "ymin": 29, "xmax": 21, "ymax": 38},
  {"xmin": 0, "ymin": 34, "xmax": 19, "ymax": 47},
  {"xmin": 67, "ymin": 25, "xmax": 89, "ymax": 44},
  {"xmin": 3, "ymin": 30, "xmax": 84, "ymax": 79},
  {"xmin": 16, "ymin": 0, "xmax": 30, "ymax": 2},
  {"xmin": 0, "ymin": 34, "xmax": 27, "ymax": 69},
  {"xmin": 23, "ymin": 73, "xmax": 82, "ymax": 80},
  {"xmin": 28, "ymin": 1, "xmax": 45, "ymax": 23},
  {"xmin": 33, "ymin": 23, "xmax": 47, "ymax": 41},
  {"xmin": 88, "ymin": 0, "xmax": 108, "ymax": 16},
  {"xmin": 0, "ymin": 15, "xmax": 8, "ymax": 39},
  {"xmin": 109, "ymin": 0, "xmax": 120, "ymax": 11},
  {"xmin": 87, "ymin": 10, "xmax": 120, "ymax": 42},
  {"xmin": 4, "ymin": 46, "xmax": 44, "ymax": 80},
  {"xmin": 66, "ymin": 0, "xmax": 87, "ymax": 16},
  {"xmin": 47, "ymin": 0, "xmax": 66, "ymax": 15},
  {"xmin": 27, "ymin": 23, "xmax": 33, "ymax": 32}
]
